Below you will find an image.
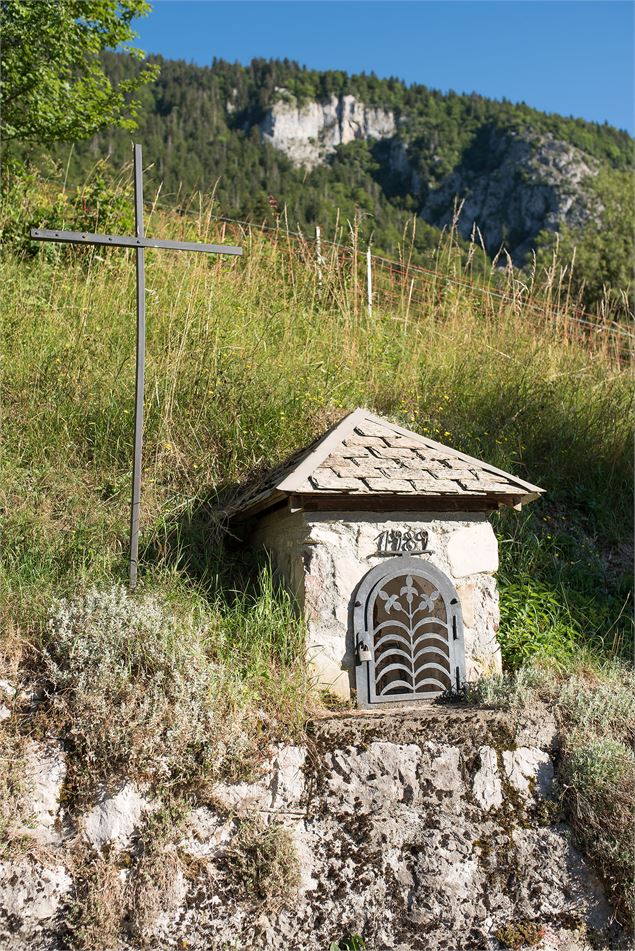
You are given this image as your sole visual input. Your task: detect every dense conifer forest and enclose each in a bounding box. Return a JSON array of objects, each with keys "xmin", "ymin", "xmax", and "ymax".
[{"xmin": 32, "ymin": 54, "xmax": 633, "ymax": 314}]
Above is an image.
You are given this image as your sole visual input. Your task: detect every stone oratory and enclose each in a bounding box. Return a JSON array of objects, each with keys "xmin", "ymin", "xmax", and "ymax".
[{"xmin": 227, "ymin": 409, "xmax": 543, "ymax": 707}]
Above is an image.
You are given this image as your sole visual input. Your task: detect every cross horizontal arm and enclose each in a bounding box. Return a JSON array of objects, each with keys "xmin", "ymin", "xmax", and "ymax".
[{"xmin": 30, "ymin": 228, "xmax": 243, "ymax": 256}]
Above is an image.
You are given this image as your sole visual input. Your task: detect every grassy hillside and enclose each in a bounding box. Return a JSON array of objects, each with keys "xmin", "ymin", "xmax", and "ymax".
[
  {"xmin": 24, "ymin": 53, "xmax": 634, "ymax": 317},
  {"xmin": 1, "ymin": 174, "xmax": 633, "ymax": 925},
  {"xmin": 2, "ymin": 171, "xmax": 632, "ymax": 657}
]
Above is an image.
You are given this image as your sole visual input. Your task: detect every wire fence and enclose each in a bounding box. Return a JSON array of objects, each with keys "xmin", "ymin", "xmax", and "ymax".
[
  {"xmin": 143, "ymin": 191, "xmax": 635, "ymax": 364},
  {"xmin": 76, "ymin": 157, "xmax": 633, "ymax": 361}
]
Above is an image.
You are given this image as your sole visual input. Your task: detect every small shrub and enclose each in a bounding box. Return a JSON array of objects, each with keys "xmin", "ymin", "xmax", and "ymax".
[
  {"xmin": 1, "ymin": 164, "xmax": 134, "ymax": 259},
  {"xmin": 557, "ymin": 661, "xmax": 635, "ymax": 748},
  {"xmin": 561, "ymin": 737, "xmax": 635, "ymax": 924},
  {"xmin": 471, "ymin": 658, "xmax": 635, "ymax": 927},
  {"xmin": 39, "ymin": 586, "xmax": 238, "ymax": 800},
  {"xmin": 227, "ymin": 815, "xmax": 300, "ymax": 912},
  {"xmin": 0, "ymin": 728, "xmax": 32, "ymax": 858},
  {"xmin": 66, "ymin": 847, "xmax": 126, "ymax": 951},
  {"xmin": 127, "ymin": 807, "xmax": 188, "ymax": 945},
  {"xmin": 65, "ymin": 807, "xmax": 190, "ymax": 951}
]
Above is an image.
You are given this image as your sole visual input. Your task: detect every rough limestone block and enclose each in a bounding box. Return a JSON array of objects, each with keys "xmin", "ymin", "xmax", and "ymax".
[
  {"xmin": 81, "ymin": 783, "xmax": 155, "ymax": 850},
  {"xmin": 180, "ymin": 808, "xmax": 235, "ymax": 859},
  {"xmin": 0, "ymin": 859, "xmax": 72, "ymax": 927},
  {"xmin": 456, "ymin": 582, "xmax": 475, "ymax": 628},
  {"xmin": 447, "ymin": 522, "xmax": 499, "ymax": 577},
  {"xmin": 306, "ymin": 636, "xmax": 353, "ymax": 698},
  {"xmin": 21, "ymin": 743, "xmax": 65, "ymax": 846},
  {"xmin": 324, "ymin": 742, "xmax": 422, "ymax": 815},
  {"xmin": 503, "ymin": 747, "xmax": 555, "ymax": 799},
  {"xmin": 269, "ymin": 745, "xmax": 307, "ymax": 813},
  {"xmin": 212, "ymin": 777, "xmax": 271, "ymax": 815},
  {"xmin": 421, "ymin": 742, "xmax": 464, "ymax": 796},
  {"xmin": 472, "ymin": 746, "xmax": 503, "ymax": 811},
  {"xmin": 213, "ymin": 745, "xmax": 307, "ymax": 816}
]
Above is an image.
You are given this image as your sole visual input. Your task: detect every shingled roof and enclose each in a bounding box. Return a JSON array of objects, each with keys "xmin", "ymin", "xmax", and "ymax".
[{"xmin": 226, "ymin": 409, "xmax": 544, "ymax": 519}]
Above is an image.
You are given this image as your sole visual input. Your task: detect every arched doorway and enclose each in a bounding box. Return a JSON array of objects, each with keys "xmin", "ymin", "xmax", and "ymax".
[{"xmin": 354, "ymin": 557, "xmax": 465, "ymax": 707}]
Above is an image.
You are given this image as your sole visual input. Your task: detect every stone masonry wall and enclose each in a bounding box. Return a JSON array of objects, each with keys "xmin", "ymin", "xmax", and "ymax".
[
  {"xmin": 251, "ymin": 509, "xmax": 502, "ymax": 699},
  {"xmin": 2, "ymin": 706, "xmax": 625, "ymax": 951}
]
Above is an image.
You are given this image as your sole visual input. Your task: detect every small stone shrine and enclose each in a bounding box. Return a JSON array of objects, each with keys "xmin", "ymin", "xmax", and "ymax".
[{"xmin": 227, "ymin": 410, "xmax": 543, "ymax": 707}]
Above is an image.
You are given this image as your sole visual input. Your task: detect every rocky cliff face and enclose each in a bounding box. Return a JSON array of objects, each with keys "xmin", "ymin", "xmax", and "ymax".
[
  {"xmin": 260, "ymin": 92, "xmax": 397, "ymax": 168},
  {"xmin": 259, "ymin": 94, "xmax": 598, "ymax": 262},
  {"xmin": 2, "ymin": 704, "xmax": 626, "ymax": 951},
  {"xmin": 421, "ymin": 128, "xmax": 599, "ymax": 261}
]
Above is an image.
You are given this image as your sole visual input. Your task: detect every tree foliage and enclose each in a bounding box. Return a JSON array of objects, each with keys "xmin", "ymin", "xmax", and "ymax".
[
  {"xmin": 19, "ymin": 52, "xmax": 635, "ymax": 311},
  {"xmin": 0, "ymin": 0, "xmax": 157, "ymax": 143},
  {"xmin": 535, "ymin": 168, "xmax": 635, "ymax": 313}
]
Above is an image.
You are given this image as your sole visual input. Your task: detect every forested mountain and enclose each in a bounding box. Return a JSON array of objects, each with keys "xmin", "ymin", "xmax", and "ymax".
[{"xmin": 45, "ymin": 55, "xmax": 635, "ymax": 310}]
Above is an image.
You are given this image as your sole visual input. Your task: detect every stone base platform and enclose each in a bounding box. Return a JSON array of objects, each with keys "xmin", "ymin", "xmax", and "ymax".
[{"xmin": 1, "ymin": 704, "xmax": 626, "ymax": 951}]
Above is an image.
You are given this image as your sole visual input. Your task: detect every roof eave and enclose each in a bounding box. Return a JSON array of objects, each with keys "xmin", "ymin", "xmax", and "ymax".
[{"xmin": 230, "ymin": 487, "xmax": 543, "ymax": 521}]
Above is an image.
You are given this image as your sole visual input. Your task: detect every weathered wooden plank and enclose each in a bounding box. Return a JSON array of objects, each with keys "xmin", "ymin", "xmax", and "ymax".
[
  {"xmin": 352, "ymin": 422, "xmax": 393, "ymax": 438},
  {"xmin": 328, "ymin": 464, "xmax": 393, "ymax": 479},
  {"xmin": 367, "ymin": 446, "xmax": 418, "ymax": 459},
  {"xmin": 342, "ymin": 435, "xmax": 387, "ymax": 449},
  {"xmin": 410, "ymin": 479, "xmax": 463, "ymax": 493},
  {"xmin": 381, "ymin": 435, "xmax": 428, "ymax": 450}
]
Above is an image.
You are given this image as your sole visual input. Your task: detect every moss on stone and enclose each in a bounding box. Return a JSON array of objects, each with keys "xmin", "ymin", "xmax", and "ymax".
[{"xmin": 495, "ymin": 919, "xmax": 545, "ymax": 949}]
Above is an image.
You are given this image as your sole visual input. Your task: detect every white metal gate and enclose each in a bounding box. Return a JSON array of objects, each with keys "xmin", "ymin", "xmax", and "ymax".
[{"xmin": 354, "ymin": 557, "xmax": 465, "ymax": 707}]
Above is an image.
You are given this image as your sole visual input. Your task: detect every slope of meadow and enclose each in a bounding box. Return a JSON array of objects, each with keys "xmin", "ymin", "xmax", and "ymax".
[
  {"xmin": 1, "ymin": 178, "xmax": 633, "ymax": 928},
  {"xmin": 44, "ymin": 53, "xmax": 635, "ymax": 318}
]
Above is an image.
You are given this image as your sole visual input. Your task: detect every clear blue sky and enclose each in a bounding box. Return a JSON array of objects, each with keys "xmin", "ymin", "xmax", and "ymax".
[{"xmin": 132, "ymin": 1, "xmax": 635, "ymax": 133}]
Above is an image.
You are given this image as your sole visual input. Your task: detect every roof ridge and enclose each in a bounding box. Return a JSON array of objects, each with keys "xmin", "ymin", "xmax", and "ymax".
[
  {"xmin": 227, "ymin": 407, "xmax": 544, "ymax": 518},
  {"xmin": 360, "ymin": 411, "xmax": 543, "ymax": 494},
  {"xmin": 277, "ymin": 409, "xmax": 364, "ymax": 492}
]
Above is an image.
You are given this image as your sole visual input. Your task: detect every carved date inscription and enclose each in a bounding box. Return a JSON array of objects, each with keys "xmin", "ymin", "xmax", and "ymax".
[{"xmin": 375, "ymin": 528, "xmax": 429, "ymax": 555}]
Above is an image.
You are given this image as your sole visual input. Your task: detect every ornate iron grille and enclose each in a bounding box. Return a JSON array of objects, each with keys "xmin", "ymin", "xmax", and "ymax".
[{"xmin": 354, "ymin": 557, "xmax": 465, "ymax": 707}]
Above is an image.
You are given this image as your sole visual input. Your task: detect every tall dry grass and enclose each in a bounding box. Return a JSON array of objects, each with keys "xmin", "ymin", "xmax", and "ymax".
[
  {"xmin": 2, "ymin": 185, "xmax": 632, "ymax": 622},
  {"xmin": 0, "ymin": 174, "xmax": 632, "ymax": 935}
]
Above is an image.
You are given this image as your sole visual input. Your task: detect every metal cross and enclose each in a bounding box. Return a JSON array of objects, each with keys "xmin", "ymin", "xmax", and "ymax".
[{"xmin": 31, "ymin": 144, "xmax": 242, "ymax": 590}]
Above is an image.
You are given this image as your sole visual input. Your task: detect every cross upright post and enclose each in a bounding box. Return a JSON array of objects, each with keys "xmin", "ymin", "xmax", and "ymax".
[
  {"xmin": 31, "ymin": 144, "xmax": 243, "ymax": 590},
  {"xmin": 130, "ymin": 144, "xmax": 146, "ymax": 589}
]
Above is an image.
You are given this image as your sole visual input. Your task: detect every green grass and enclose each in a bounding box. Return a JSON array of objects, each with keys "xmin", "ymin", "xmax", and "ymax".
[
  {"xmin": 2, "ymin": 195, "xmax": 631, "ymax": 641},
  {"xmin": 2, "ymin": 180, "xmax": 632, "ymax": 675},
  {"xmin": 227, "ymin": 814, "xmax": 301, "ymax": 912},
  {"xmin": 0, "ymin": 179, "xmax": 633, "ymax": 924}
]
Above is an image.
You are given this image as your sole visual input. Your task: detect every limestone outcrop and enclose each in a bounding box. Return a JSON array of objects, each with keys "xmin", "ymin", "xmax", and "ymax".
[
  {"xmin": 258, "ymin": 92, "xmax": 598, "ymax": 264},
  {"xmin": 421, "ymin": 128, "xmax": 599, "ymax": 262},
  {"xmin": 0, "ymin": 706, "xmax": 626, "ymax": 950},
  {"xmin": 260, "ymin": 91, "xmax": 397, "ymax": 168}
]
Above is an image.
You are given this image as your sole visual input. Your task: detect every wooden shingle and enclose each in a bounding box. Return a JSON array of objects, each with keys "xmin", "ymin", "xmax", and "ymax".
[{"xmin": 224, "ymin": 409, "xmax": 544, "ymax": 518}]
